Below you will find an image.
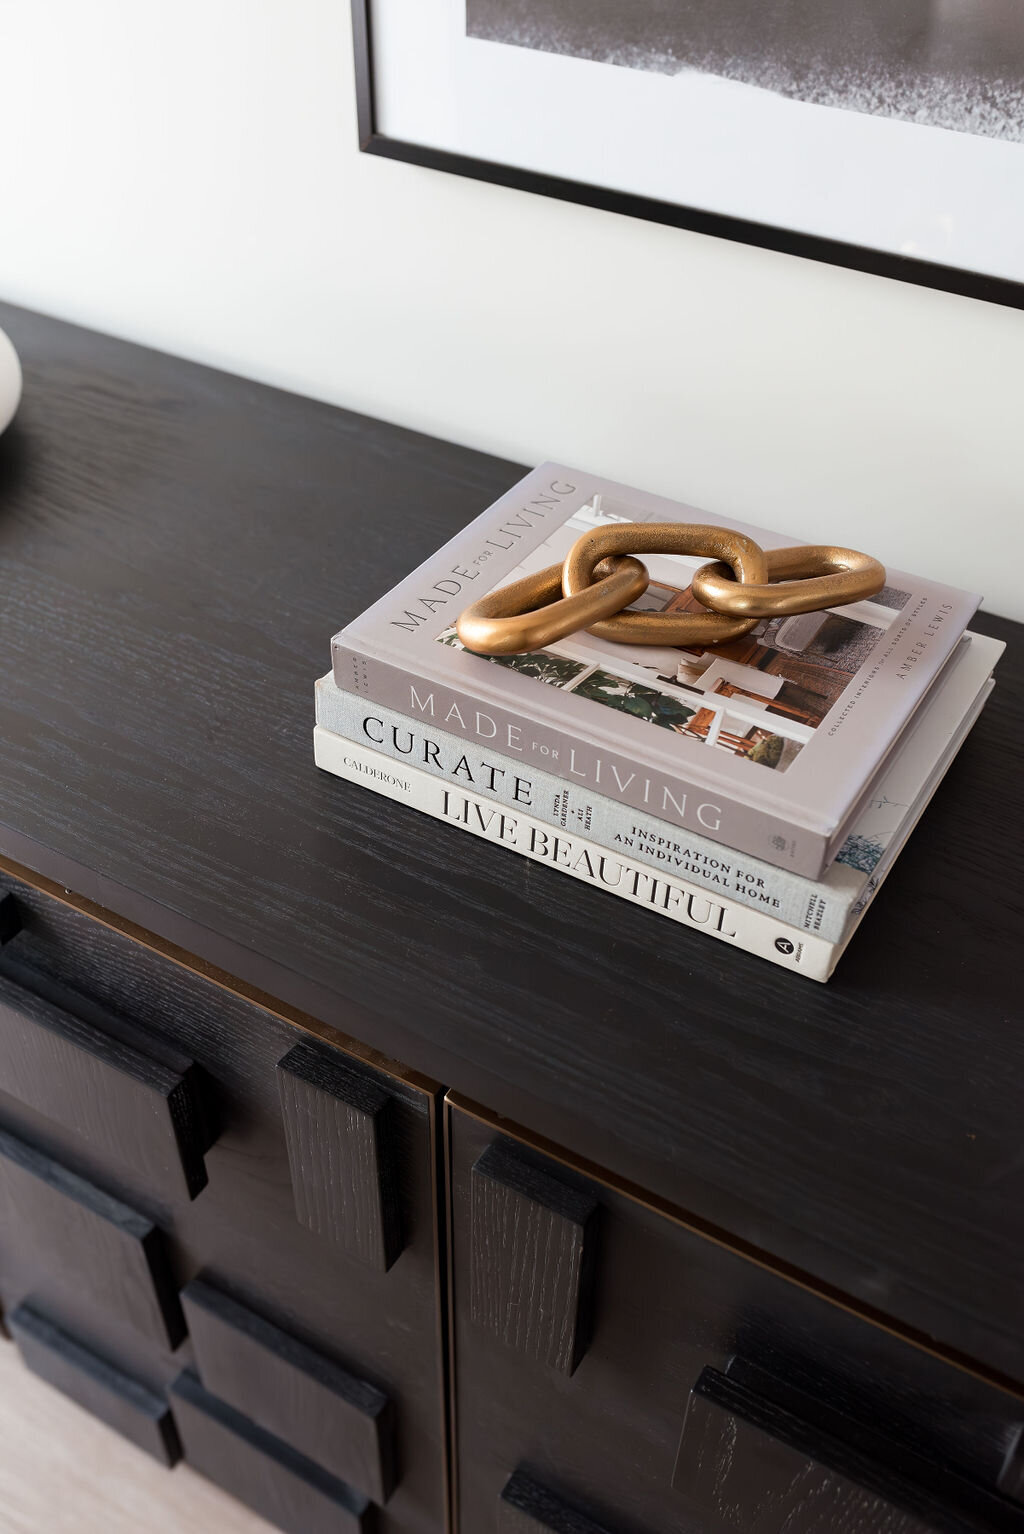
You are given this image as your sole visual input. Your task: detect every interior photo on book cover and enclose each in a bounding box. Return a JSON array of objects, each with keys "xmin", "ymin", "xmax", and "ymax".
[{"xmin": 437, "ymin": 495, "xmax": 912, "ymax": 776}]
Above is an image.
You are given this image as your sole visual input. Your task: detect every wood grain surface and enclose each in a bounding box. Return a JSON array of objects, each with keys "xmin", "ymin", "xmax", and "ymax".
[
  {"xmin": 674, "ymin": 1367, "xmax": 995, "ymax": 1533},
  {"xmin": 470, "ymin": 1140, "xmax": 598, "ymax": 1375},
  {"xmin": 0, "ymin": 1339, "xmax": 278, "ymax": 1534},
  {"xmin": 277, "ymin": 1040, "xmax": 403, "ymax": 1270},
  {"xmin": 182, "ymin": 1276, "xmax": 395, "ymax": 1503},
  {"xmin": 499, "ymin": 1468, "xmax": 620, "ymax": 1533},
  {"xmin": 0, "ymin": 972, "xmax": 209, "ymax": 1200},
  {"xmin": 0, "ymin": 301, "xmax": 1020, "ymax": 1383}
]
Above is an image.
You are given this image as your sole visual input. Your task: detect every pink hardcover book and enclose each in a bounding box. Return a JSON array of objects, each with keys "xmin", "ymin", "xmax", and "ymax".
[{"xmin": 331, "ymin": 464, "xmax": 979, "ymax": 878}]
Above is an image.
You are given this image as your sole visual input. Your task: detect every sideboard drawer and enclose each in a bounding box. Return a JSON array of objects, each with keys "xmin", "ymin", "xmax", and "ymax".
[
  {"xmin": 448, "ymin": 1097, "xmax": 1024, "ymax": 1534},
  {"xmin": 0, "ymin": 865, "xmax": 446, "ymax": 1533}
]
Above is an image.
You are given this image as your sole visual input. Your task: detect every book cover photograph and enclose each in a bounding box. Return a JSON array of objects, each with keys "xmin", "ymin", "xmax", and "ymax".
[
  {"xmin": 333, "ymin": 464, "xmax": 980, "ymax": 877},
  {"xmin": 435, "ymin": 505, "xmax": 912, "ymax": 774}
]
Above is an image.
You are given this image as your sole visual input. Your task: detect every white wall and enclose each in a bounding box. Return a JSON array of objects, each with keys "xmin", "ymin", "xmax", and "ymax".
[{"xmin": 0, "ymin": 0, "xmax": 1020, "ymax": 616}]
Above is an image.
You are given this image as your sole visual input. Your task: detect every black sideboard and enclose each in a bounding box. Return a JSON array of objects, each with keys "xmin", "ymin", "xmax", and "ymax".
[{"xmin": 0, "ymin": 301, "xmax": 1021, "ymax": 1534}]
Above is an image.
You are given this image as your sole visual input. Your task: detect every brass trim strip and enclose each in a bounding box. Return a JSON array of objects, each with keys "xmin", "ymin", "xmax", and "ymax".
[
  {"xmin": 0, "ymin": 851, "xmax": 441, "ymax": 1097},
  {"xmin": 442, "ymin": 1099, "xmax": 461, "ymax": 1534},
  {"xmin": 445, "ymin": 1090, "xmax": 1024, "ymax": 1404},
  {"xmin": 427, "ymin": 1089, "xmax": 456, "ymax": 1534}
]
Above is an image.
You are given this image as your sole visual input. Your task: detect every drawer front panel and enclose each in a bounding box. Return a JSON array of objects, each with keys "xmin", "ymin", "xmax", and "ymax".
[
  {"xmin": 0, "ymin": 971, "xmax": 210, "ymax": 1200},
  {"xmin": 9, "ymin": 1303, "xmax": 181, "ymax": 1466},
  {"xmin": 183, "ymin": 1275, "xmax": 395, "ymax": 1503},
  {"xmin": 449, "ymin": 1100, "xmax": 1024, "ymax": 1534},
  {"xmin": 171, "ymin": 1370, "xmax": 374, "ymax": 1534},
  {"xmin": 0, "ymin": 868, "xmax": 445, "ymax": 1533},
  {"xmin": 0, "ymin": 1125, "xmax": 184, "ymax": 1347}
]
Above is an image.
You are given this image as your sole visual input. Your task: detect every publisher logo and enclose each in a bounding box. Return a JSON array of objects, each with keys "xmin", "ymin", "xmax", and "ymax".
[{"xmin": 774, "ymin": 937, "xmax": 796, "ymax": 955}]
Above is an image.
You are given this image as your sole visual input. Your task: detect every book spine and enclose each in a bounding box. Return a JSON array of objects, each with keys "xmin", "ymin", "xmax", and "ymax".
[
  {"xmin": 316, "ymin": 679, "xmax": 857, "ymax": 943},
  {"xmin": 331, "ymin": 639, "xmax": 831, "ymax": 879},
  {"xmin": 313, "ymin": 727, "xmax": 836, "ymax": 982}
]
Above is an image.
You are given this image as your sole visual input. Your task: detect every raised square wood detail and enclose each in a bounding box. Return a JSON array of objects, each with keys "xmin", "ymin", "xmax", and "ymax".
[
  {"xmin": 0, "ymin": 972, "xmax": 209, "ymax": 1200},
  {"xmin": 0, "ymin": 1126, "xmax": 185, "ymax": 1347},
  {"xmin": 499, "ymin": 1469, "xmax": 620, "ymax": 1533},
  {"xmin": 999, "ymin": 1428, "xmax": 1024, "ymax": 1502},
  {"xmin": 277, "ymin": 1040, "xmax": 402, "ymax": 1271},
  {"xmin": 171, "ymin": 1370, "xmax": 373, "ymax": 1534},
  {"xmin": 470, "ymin": 1139, "xmax": 599, "ymax": 1376},
  {"xmin": 9, "ymin": 1303, "xmax": 180, "ymax": 1466},
  {"xmin": 0, "ymin": 890, "xmax": 20, "ymax": 946},
  {"xmin": 181, "ymin": 1276, "xmax": 395, "ymax": 1504},
  {"xmin": 672, "ymin": 1366, "xmax": 990, "ymax": 1533}
]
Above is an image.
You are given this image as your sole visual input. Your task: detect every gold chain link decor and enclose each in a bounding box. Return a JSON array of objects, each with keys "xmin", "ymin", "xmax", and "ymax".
[{"xmin": 456, "ymin": 523, "xmax": 885, "ymax": 656}]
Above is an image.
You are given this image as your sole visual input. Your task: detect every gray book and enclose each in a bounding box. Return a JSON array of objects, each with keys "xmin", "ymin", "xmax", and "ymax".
[{"xmin": 332, "ymin": 464, "xmax": 979, "ymax": 878}]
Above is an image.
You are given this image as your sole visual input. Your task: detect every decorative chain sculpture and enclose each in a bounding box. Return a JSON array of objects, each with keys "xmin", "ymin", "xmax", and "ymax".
[{"xmin": 456, "ymin": 524, "xmax": 885, "ymax": 657}]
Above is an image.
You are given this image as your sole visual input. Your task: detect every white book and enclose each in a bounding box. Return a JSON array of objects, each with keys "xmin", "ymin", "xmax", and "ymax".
[
  {"xmin": 313, "ymin": 635, "xmax": 997, "ymax": 980},
  {"xmin": 316, "ymin": 631, "xmax": 1002, "ymax": 945}
]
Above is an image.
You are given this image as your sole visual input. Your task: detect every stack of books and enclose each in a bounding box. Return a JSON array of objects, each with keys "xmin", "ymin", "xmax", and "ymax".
[{"xmin": 316, "ymin": 465, "xmax": 1001, "ymax": 980}]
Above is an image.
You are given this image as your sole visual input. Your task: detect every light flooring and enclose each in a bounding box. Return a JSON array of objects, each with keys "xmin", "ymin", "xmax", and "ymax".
[{"xmin": 0, "ymin": 1340, "xmax": 272, "ymax": 1533}]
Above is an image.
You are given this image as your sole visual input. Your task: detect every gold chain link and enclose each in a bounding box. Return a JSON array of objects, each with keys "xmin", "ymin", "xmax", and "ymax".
[
  {"xmin": 457, "ymin": 522, "xmax": 885, "ymax": 657},
  {"xmin": 691, "ymin": 544, "xmax": 886, "ymax": 619},
  {"xmin": 455, "ymin": 555, "xmax": 649, "ymax": 656},
  {"xmin": 561, "ymin": 524, "xmax": 767, "ymax": 647}
]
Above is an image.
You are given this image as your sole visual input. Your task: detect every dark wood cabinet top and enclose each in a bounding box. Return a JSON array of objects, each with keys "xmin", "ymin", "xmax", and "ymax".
[{"xmin": 0, "ymin": 301, "xmax": 1020, "ymax": 1387}]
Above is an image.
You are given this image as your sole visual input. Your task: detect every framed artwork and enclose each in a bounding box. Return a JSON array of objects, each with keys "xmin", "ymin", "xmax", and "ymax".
[{"xmin": 353, "ymin": 1, "xmax": 1024, "ymax": 309}]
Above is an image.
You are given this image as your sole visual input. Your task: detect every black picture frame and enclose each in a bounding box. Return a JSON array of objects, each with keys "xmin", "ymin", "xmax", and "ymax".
[{"xmin": 351, "ymin": 0, "xmax": 1023, "ymax": 312}]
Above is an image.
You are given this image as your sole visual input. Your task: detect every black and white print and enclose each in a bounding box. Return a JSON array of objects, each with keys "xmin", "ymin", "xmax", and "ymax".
[{"xmin": 467, "ymin": 0, "xmax": 1024, "ymax": 142}]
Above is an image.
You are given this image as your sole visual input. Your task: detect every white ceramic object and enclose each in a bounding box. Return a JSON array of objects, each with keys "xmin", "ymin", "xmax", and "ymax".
[{"xmin": 0, "ymin": 328, "xmax": 23, "ymax": 434}]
